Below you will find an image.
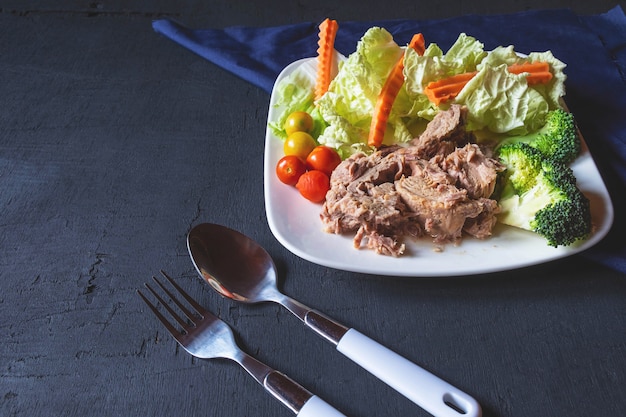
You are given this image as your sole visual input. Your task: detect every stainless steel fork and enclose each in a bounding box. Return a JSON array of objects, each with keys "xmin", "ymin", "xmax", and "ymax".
[{"xmin": 138, "ymin": 270, "xmax": 347, "ymax": 417}]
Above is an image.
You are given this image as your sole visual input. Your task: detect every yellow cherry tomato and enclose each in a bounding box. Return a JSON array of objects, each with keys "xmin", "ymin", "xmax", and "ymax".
[
  {"xmin": 284, "ymin": 111, "xmax": 314, "ymax": 136},
  {"xmin": 283, "ymin": 131, "xmax": 316, "ymax": 160}
]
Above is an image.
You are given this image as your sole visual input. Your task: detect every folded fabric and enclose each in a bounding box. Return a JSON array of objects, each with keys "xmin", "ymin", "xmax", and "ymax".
[{"xmin": 153, "ymin": 7, "xmax": 626, "ymax": 274}]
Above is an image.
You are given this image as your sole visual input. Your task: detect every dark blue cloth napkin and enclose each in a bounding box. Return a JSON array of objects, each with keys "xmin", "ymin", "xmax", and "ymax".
[{"xmin": 153, "ymin": 7, "xmax": 626, "ymax": 274}]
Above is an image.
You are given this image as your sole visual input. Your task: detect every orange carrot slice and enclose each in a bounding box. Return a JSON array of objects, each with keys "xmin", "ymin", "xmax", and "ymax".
[
  {"xmin": 367, "ymin": 58, "xmax": 406, "ymax": 147},
  {"xmin": 523, "ymin": 72, "xmax": 553, "ymax": 85},
  {"xmin": 367, "ymin": 34, "xmax": 425, "ymax": 148},
  {"xmin": 314, "ymin": 18, "xmax": 339, "ymax": 100},
  {"xmin": 423, "ymin": 71, "xmax": 478, "ymax": 105},
  {"xmin": 508, "ymin": 61, "xmax": 553, "ymax": 85},
  {"xmin": 507, "ymin": 61, "xmax": 550, "ymax": 74},
  {"xmin": 423, "ymin": 61, "xmax": 554, "ymax": 105},
  {"xmin": 408, "ymin": 33, "xmax": 426, "ymax": 56}
]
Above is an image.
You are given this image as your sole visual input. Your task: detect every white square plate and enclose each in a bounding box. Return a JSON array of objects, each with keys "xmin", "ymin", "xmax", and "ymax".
[{"xmin": 264, "ymin": 58, "xmax": 614, "ymax": 277}]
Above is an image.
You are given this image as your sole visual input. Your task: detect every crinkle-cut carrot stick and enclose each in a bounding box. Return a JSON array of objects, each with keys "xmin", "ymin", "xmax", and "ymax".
[
  {"xmin": 367, "ymin": 34, "xmax": 425, "ymax": 148},
  {"xmin": 508, "ymin": 61, "xmax": 553, "ymax": 85},
  {"xmin": 423, "ymin": 71, "xmax": 478, "ymax": 105},
  {"xmin": 507, "ymin": 61, "xmax": 550, "ymax": 74},
  {"xmin": 314, "ymin": 18, "xmax": 339, "ymax": 100},
  {"xmin": 522, "ymin": 72, "xmax": 553, "ymax": 85},
  {"xmin": 367, "ymin": 60, "xmax": 406, "ymax": 147},
  {"xmin": 408, "ymin": 33, "xmax": 426, "ymax": 56},
  {"xmin": 424, "ymin": 61, "xmax": 554, "ymax": 105},
  {"xmin": 424, "ymin": 71, "xmax": 478, "ymax": 89}
]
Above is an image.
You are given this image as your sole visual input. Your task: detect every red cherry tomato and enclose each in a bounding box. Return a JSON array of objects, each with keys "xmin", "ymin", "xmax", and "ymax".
[
  {"xmin": 306, "ymin": 146, "xmax": 341, "ymax": 176},
  {"xmin": 296, "ymin": 170, "xmax": 330, "ymax": 203},
  {"xmin": 276, "ymin": 155, "xmax": 306, "ymax": 186}
]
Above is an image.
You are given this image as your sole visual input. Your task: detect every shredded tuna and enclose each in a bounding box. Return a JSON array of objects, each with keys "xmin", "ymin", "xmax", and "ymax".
[
  {"xmin": 407, "ymin": 103, "xmax": 473, "ymax": 158},
  {"xmin": 436, "ymin": 143, "xmax": 506, "ymax": 200},
  {"xmin": 320, "ymin": 104, "xmax": 503, "ymax": 256}
]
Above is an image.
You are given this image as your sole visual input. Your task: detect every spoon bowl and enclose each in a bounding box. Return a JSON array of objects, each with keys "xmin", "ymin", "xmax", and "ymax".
[
  {"xmin": 188, "ymin": 223, "xmax": 482, "ymax": 417},
  {"xmin": 188, "ymin": 223, "xmax": 281, "ymax": 304}
]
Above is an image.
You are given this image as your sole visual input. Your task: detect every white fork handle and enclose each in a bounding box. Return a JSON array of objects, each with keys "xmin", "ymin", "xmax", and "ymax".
[
  {"xmin": 337, "ymin": 329, "xmax": 482, "ymax": 417},
  {"xmin": 297, "ymin": 395, "xmax": 348, "ymax": 417}
]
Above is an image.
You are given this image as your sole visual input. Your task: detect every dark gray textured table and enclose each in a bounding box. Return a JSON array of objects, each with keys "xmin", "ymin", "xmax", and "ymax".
[{"xmin": 1, "ymin": 2, "xmax": 625, "ymax": 417}]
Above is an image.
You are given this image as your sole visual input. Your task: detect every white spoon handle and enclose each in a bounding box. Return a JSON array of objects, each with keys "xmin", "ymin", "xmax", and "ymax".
[{"xmin": 337, "ymin": 329, "xmax": 482, "ymax": 417}]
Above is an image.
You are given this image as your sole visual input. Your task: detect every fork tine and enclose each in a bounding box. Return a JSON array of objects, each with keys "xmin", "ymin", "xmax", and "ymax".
[
  {"xmin": 137, "ymin": 288, "xmax": 182, "ymax": 338},
  {"xmin": 144, "ymin": 276, "xmax": 196, "ymax": 330},
  {"xmin": 159, "ymin": 270, "xmax": 207, "ymax": 315},
  {"xmin": 151, "ymin": 274, "xmax": 200, "ymax": 328}
]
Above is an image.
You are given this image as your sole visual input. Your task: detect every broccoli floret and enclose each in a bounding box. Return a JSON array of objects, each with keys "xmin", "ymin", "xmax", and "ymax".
[
  {"xmin": 497, "ymin": 108, "xmax": 581, "ymax": 165},
  {"xmin": 496, "ymin": 142, "xmax": 591, "ymax": 247}
]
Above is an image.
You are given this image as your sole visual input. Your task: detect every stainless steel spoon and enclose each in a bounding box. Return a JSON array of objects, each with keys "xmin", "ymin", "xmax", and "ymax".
[{"xmin": 187, "ymin": 222, "xmax": 482, "ymax": 417}]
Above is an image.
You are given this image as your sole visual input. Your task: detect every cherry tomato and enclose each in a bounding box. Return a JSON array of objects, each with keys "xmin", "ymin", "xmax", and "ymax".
[
  {"xmin": 276, "ymin": 155, "xmax": 307, "ymax": 186},
  {"xmin": 284, "ymin": 111, "xmax": 314, "ymax": 136},
  {"xmin": 283, "ymin": 131, "xmax": 316, "ymax": 160},
  {"xmin": 306, "ymin": 146, "xmax": 342, "ymax": 176},
  {"xmin": 296, "ymin": 170, "xmax": 330, "ymax": 203}
]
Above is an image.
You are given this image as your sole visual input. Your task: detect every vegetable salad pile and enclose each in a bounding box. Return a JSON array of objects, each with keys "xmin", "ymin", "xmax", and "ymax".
[
  {"xmin": 269, "ymin": 19, "xmax": 591, "ymax": 247},
  {"xmin": 270, "ymin": 23, "xmax": 567, "ymax": 158}
]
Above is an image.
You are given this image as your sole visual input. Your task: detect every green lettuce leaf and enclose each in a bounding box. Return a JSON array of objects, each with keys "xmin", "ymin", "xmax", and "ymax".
[
  {"xmin": 477, "ymin": 46, "xmax": 567, "ymax": 110},
  {"xmin": 403, "ymin": 33, "xmax": 488, "ymax": 121},
  {"xmin": 445, "ymin": 33, "xmax": 489, "ymax": 70},
  {"xmin": 269, "ymin": 28, "xmax": 569, "ymax": 154},
  {"xmin": 455, "ymin": 64, "xmax": 549, "ymax": 134},
  {"xmin": 268, "ymin": 63, "xmax": 326, "ymax": 140},
  {"xmin": 525, "ymin": 50, "xmax": 567, "ymax": 109},
  {"xmin": 477, "ymin": 45, "xmax": 520, "ymax": 69},
  {"xmin": 316, "ymin": 27, "xmax": 410, "ymax": 152},
  {"xmin": 404, "ymin": 33, "xmax": 486, "ymax": 94}
]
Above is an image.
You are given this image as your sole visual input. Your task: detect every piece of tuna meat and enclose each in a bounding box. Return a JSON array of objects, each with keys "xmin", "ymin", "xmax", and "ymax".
[
  {"xmin": 435, "ymin": 143, "xmax": 506, "ymax": 200},
  {"xmin": 408, "ymin": 104, "xmax": 474, "ymax": 159},
  {"xmin": 394, "ymin": 161, "xmax": 485, "ymax": 244}
]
